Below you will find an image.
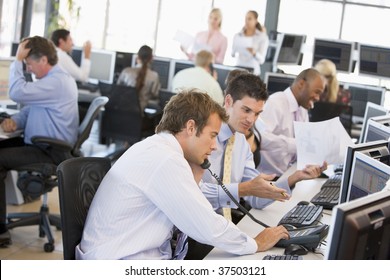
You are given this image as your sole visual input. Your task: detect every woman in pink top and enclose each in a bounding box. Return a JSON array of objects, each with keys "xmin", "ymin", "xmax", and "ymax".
[{"xmin": 182, "ymin": 8, "xmax": 228, "ymax": 64}]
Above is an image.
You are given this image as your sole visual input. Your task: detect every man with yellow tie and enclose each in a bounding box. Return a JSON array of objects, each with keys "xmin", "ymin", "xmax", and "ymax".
[{"xmin": 201, "ymin": 73, "xmax": 326, "ymax": 218}]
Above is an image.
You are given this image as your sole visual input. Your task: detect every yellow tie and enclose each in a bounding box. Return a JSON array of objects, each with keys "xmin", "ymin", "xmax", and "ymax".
[{"xmin": 222, "ymin": 134, "xmax": 235, "ymax": 221}]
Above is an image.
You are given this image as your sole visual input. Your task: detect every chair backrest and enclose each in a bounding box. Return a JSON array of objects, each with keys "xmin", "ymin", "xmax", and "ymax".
[
  {"xmin": 56, "ymin": 156, "xmax": 111, "ymax": 260},
  {"xmin": 100, "ymin": 85, "xmax": 144, "ymax": 144},
  {"xmin": 73, "ymin": 96, "xmax": 109, "ymax": 157}
]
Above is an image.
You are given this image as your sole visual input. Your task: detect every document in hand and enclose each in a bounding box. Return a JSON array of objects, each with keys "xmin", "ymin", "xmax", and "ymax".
[{"xmin": 294, "ymin": 117, "xmax": 354, "ymax": 169}]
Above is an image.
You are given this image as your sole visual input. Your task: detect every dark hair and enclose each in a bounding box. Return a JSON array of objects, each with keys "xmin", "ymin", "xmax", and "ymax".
[
  {"xmin": 136, "ymin": 45, "xmax": 153, "ymax": 92},
  {"xmin": 225, "ymin": 68, "xmax": 250, "ymax": 87},
  {"xmin": 225, "ymin": 73, "xmax": 268, "ymax": 102},
  {"xmin": 50, "ymin": 29, "xmax": 70, "ymax": 47},
  {"xmin": 23, "ymin": 36, "xmax": 58, "ymax": 66},
  {"xmin": 156, "ymin": 89, "xmax": 228, "ymax": 136}
]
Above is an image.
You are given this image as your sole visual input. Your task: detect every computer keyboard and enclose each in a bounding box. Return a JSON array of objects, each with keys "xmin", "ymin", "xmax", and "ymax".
[
  {"xmin": 278, "ymin": 204, "xmax": 323, "ymax": 228},
  {"xmin": 310, "ymin": 173, "xmax": 342, "ymax": 209},
  {"xmin": 77, "ymin": 82, "xmax": 99, "ymax": 92},
  {"xmin": 263, "ymin": 254, "xmax": 303, "ymax": 260}
]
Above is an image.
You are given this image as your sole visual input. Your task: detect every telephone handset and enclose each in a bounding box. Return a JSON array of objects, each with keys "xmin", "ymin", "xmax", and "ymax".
[
  {"xmin": 200, "ymin": 159, "xmax": 211, "ymax": 169},
  {"xmin": 202, "ymin": 158, "xmax": 329, "ymax": 250}
]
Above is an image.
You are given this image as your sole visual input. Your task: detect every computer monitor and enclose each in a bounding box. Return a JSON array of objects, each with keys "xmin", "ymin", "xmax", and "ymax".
[
  {"xmin": 346, "ymin": 151, "xmax": 390, "ymax": 202},
  {"xmin": 264, "ymin": 72, "xmax": 296, "ymax": 95},
  {"xmin": 326, "ymin": 190, "xmax": 390, "ymax": 260},
  {"xmin": 214, "ymin": 64, "xmax": 242, "ymax": 91},
  {"xmin": 339, "ymin": 140, "xmax": 390, "ymax": 205},
  {"xmin": 70, "ymin": 47, "xmax": 83, "ymax": 67},
  {"xmin": 173, "ymin": 60, "xmax": 194, "ymax": 76},
  {"xmin": 312, "ymin": 38, "xmax": 354, "ymax": 73},
  {"xmin": 275, "ymin": 33, "xmax": 306, "ymax": 65},
  {"xmin": 151, "ymin": 57, "xmax": 174, "ymax": 91},
  {"xmin": 10, "ymin": 42, "xmax": 19, "ymax": 57},
  {"xmin": 359, "ymin": 43, "xmax": 390, "ymax": 79},
  {"xmin": 88, "ymin": 49, "xmax": 116, "ymax": 84},
  {"xmin": 358, "ymin": 102, "xmax": 389, "ymax": 143},
  {"xmin": 362, "ymin": 115, "xmax": 390, "ymax": 143},
  {"xmin": 114, "ymin": 51, "xmax": 134, "ymax": 76},
  {"xmin": 344, "ymin": 83, "xmax": 386, "ymax": 124}
]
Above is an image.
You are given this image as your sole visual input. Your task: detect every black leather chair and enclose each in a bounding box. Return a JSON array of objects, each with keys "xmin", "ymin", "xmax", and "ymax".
[
  {"xmin": 100, "ymin": 85, "xmax": 155, "ymax": 160},
  {"xmin": 6, "ymin": 96, "xmax": 109, "ymax": 252},
  {"xmin": 57, "ymin": 157, "xmax": 111, "ymax": 260}
]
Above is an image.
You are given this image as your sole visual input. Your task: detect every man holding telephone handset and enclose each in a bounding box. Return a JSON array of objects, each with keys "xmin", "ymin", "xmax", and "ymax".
[{"xmin": 76, "ymin": 89, "xmax": 289, "ymax": 259}]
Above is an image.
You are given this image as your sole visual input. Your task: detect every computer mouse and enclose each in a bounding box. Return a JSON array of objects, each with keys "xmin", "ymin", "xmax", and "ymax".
[
  {"xmin": 297, "ymin": 200, "xmax": 310, "ymax": 206},
  {"xmin": 284, "ymin": 244, "xmax": 309, "ymax": 256}
]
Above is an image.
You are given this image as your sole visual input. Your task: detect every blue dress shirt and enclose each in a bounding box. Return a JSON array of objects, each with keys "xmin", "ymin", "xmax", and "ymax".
[{"xmin": 201, "ymin": 123, "xmax": 291, "ymax": 210}]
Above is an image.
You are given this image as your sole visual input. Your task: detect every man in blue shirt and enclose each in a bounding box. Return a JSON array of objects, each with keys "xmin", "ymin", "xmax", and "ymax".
[
  {"xmin": 201, "ymin": 73, "xmax": 326, "ymax": 213},
  {"xmin": 0, "ymin": 36, "xmax": 79, "ymax": 246}
]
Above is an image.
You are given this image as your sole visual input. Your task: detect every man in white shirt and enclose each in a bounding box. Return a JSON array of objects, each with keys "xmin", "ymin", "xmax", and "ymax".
[
  {"xmin": 76, "ymin": 89, "xmax": 289, "ymax": 260},
  {"xmin": 172, "ymin": 50, "xmax": 224, "ymax": 105},
  {"xmin": 257, "ymin": 68, "xmax": 326, "ymax": 176},
  {"xmin": 50, "ymin": 29, "xmax": 91, "ymax": 83}
]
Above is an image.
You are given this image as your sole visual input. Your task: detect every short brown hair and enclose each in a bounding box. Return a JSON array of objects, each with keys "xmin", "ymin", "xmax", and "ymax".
[
  {"xmin": 156, "ymin": 89, "xmax": 228, "ymax": 136},
  {"xmin": 195, "ymin": 50, "xmax": 214, "ymax": 68},
  {"xmin": 225, "ymin": 72, "xmax": 268, "ymax": 102},
  {"xmin": 23, "ymin": 36, "xmax": 58, "ymax": 66}
]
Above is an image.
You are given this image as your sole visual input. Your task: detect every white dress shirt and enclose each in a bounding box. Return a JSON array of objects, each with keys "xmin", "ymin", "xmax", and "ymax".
[
  {"xmin": 256, "ymin": 88, "xmax": 308, "ymax": 176},
  {"xmin": 171, "ymin": 66, "xmax": 224, "ymax": 105},
  {"xmin": 76, "ymin": 132, "xmax": 257, "ymax": 259},
  {"xmin": 231, "ymin": 29, "xmax": 269, "ymax": 75},
  {"xmin": 56, "ymin": 47, "xmax": 91, "ymax": 83},
  {"xmin": 201, "ymin": 123, "xmax": 291, "ymax": 210}
]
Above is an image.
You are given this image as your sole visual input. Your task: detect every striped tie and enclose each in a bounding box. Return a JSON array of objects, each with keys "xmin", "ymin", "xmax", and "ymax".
[{"xmin": 222, "ymin": 134, "xmax": 235, "ymax": 221}]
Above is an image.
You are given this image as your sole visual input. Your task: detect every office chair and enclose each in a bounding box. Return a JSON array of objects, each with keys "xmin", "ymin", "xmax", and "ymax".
[
  {"xmin": 309, "ymin": 101, "xmax": 353, "ymax": 136},
  {"xmin": 100, "ymin": 85, "xmax": 155, "ymax": 161},
  {"xmin": 57, "ymin": 157, "xmax": 111, "ymax": 260},
  {"xmin": 6, "ymin": 96, "xmax": 109, "ymax": 252}
]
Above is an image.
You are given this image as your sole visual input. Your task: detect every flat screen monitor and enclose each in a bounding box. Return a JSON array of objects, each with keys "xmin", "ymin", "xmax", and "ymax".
[
  {"xmin": 264, "ymin": 72, "xmax": 296, "ymax": 95},
  {"xmin": 346, "ymin": 151, "xmax": 390, "ymax": 202},
  {"xmin": 312, "ymin": 38, "xmax": 354, "ymax": 73},
  {"xmin": 214, "ymin": 64, "xmax": 241, "ymax": 91},
  {"xmin": 10, "ymin": 42, "xmax": 19, "ymax": 57},
  {"xmin": 339, "ymin": 140, "xmax": 390, "ymax": 205},
  {"xmin": 70, "ymin": 47, "xmax": 83, "ymax": 67},
  {"xmin": 88, "ymin": 49, "xmax": 116, "ymax": 84},
  {"xmin": 326, "ymin": 190, "xmax": 390, "ymax": 260},
  {"xmin": 114, "ymin": 51, "xmax": 134, "ymax": 76},
  {"xmin": 173, "ymin": 60, "xmax": 194, "ymax": 75},
  {"xmin": 344, "ymin": 83, "xmax": 386, "ymax": 124},
  {"xmin": 363, "ymin": 115, "xmax": 390, "ymax": 143},
  {"xmin": 359, "ymin": 43, "xmax": 390, "ymax": 79},
  {"xmin": 358, "ymin": 102, "xmax": 389, "ymax": 143},
  {"xmin": 151, "ymin": 57, "xmax": 174, "ymax": 91},
  {"xmin": 275, "ymin": 33, "xmax": 306, "ymax": 65}
]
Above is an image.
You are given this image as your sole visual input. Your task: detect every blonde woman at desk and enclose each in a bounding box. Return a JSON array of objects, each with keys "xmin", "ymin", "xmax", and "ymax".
[
  {"xmin": 232, "ymin": 10, "xmax": 269, "ymax": 76},
  {"xmin": 181, "ymin": 8, "xmax": 228, "ymax": 64}
]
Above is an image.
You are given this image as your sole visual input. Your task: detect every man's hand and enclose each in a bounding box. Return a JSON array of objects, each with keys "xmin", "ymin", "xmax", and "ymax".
[
  {"xmin": 239, "ymin": 175, "xmax": 290, "ymax": 201},
  {"xmin": 288, "ymin": 161, "xmax": 328, "ymax": 186},
  {"xmin": 254, "ymin": 225, "xmax": 289, "ymax": 252},
  {"xmin": 16, "ymin": 39, "xmax": 31, "ymax": 62},
  {"xmin": 1, "ymin": 118, "xmax": 17, "ymax": 132},
  {"xmin": 83, "ymin": 40, "xmax": 92, "ymax": 59}
]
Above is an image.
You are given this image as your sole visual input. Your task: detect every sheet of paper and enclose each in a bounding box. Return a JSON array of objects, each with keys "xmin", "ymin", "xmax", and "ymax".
[
  {"xmin": 294, "ymin": 117, "xmax": 354, "ymax": 169},
  {"xmin": 234, "ymin": 36, "xmax": 253, "ymax": 53},
  {"xmin": 173, "ymin": 30, "xmax": 195, "ymax": 50}
]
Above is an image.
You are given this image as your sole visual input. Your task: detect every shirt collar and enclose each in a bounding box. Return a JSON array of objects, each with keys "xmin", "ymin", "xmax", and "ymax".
[
  {"xmin": 285, "ymin": 87, "xmax": 300, "ymax": 113},
  {"xmin": 218, "ymin": 122, "xmax": 234, "ymax": 143}
]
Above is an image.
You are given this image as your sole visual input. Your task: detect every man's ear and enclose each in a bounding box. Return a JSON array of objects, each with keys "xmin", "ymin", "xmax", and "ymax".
[
  {"xmin": 225, "ymin": 94, "xmax": 233, "ymax": 108},
  {"xmin": 185, "ymin": 119, "xmax": 197, "ymax": 136}
]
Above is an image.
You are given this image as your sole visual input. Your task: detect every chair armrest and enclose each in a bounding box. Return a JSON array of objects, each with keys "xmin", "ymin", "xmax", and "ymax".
[{"xmin": 31, "ymin": 136, "xmax": 73, "ymax": 152}]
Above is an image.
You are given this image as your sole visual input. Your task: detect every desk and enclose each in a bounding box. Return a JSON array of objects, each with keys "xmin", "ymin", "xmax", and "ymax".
[{"xmin": 204, "ymin": 166, "xmax": 333, "ymax": 260}]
